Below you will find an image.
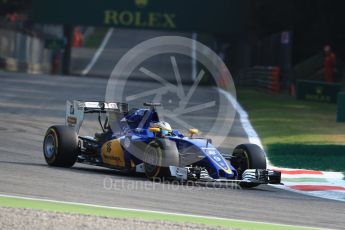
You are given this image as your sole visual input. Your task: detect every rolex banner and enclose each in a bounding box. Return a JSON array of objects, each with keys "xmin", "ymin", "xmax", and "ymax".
[
  {"xmin": 296, "ymin": 80, "xmax": 342, "ymax": 103},
  {"xmin": 32, "ymin": 0, "xmax": 248, "ymax": 35}
]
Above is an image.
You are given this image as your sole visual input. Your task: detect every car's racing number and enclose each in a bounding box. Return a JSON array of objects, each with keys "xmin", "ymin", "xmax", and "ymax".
[{"xmin": 207, "ymin": 149, "xmax": 232, "ymax": 174}]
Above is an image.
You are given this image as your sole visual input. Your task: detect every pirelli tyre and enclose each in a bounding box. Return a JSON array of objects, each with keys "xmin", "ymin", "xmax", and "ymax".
[
  {"xmin": 231, "ymin": 144, "xmax": 267, "ymax": 188},
  {"xmin": 143, "ymin": 139, "xmax": 180, "ymax": 180},
  {"xmin": 43, "ymin": 125, "xmax": 78, "ymax": 167}
]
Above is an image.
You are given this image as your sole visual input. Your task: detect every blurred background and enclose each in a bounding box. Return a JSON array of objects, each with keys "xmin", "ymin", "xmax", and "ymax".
[{"xmin": 1, "ymin": 0, "xmax": 344, "ymax": 85}]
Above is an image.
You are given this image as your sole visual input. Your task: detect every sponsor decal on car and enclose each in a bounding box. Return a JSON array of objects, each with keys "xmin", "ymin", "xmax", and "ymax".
[
  {"xmin": 67, "ymin": 116, "xmax": 77, "ymax": 126},
  {"xmin": 69, "ymin": 105, "xmax": 75, "ymax": 115}
]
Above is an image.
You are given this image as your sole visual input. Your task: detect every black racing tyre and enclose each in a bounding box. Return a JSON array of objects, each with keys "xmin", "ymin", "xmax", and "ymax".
[
  {"xmin": 143, "ymin": 139, "xmax": 179, "ymax": 180},
  {"xmin": 43, "ymin": 125, "xmax": 78, "ymax": 167},
  {"xmin": 231, "ymin": 144, "xmax": 267, "ymax": 188}
]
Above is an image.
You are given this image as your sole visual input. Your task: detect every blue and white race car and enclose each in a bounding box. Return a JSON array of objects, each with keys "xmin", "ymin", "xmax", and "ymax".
[{"xmin": 43, "ymin": 101, "xmax": 281, "ymax": 187}]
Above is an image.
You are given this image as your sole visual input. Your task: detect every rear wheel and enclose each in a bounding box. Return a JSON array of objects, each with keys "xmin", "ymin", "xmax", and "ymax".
[
  {"xmin": 43, "ymin": 125, "xmax": 78, "ymax": 167},
  {"xmin": 231, "ymin": 144, "xmax": 266, "ymax": 188}
]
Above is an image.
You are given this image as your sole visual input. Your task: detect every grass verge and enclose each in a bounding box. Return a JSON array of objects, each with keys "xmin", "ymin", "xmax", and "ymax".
[
  {"xmin": 237, "ymin": 88, "xmax": 345, "ymax": 172},
  {"xmin": 84, "ymin": 27, "xmax": 108, "ymax": 48},
  {"xmin": 0, "ymin": 195, "xmax": 315, "ymax": 230}
]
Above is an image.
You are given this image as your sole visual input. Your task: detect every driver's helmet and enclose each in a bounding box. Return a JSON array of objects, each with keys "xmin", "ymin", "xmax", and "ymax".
[{"xmin": 152, "ymin": 121, "xmax": 172, "ymax": 135}]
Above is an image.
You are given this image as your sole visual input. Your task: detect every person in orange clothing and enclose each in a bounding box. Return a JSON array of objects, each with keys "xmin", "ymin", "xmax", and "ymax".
[
  {"xmin": 324, "ymin": 45, "xmax": 336, "ymax": 83},
  {"xmin": 5, "ymin": 12, "xmax": 18, "ymax": 23},
  {"xmin": 72, "ymin": 27, "xmax": 84, "ymax": 48}
]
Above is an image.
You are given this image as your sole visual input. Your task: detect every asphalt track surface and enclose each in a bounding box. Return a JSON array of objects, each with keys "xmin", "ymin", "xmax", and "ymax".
[
  {"xmin": 0, "ymin": 72, "xmax": 344, "ymax": 229},
  {"xmin": 71, "ymin": 29, "xmax": 196, "ymax": 82}
]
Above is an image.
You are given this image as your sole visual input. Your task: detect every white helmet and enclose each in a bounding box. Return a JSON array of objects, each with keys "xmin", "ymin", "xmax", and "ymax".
[{"xmin": 152, "ymin": 121, "xmax": 172, "ymax": 133}]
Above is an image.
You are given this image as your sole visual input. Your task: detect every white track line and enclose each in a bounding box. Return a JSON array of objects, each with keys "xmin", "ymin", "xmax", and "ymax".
[
  {"xmin": 0, "ymin": 194, "xmax": 322, "ymax": 229},
  {"xmin": 81, "ymin": 28, "xmax": 114, "ymax": 75},
  {"xmin": 217, "ymin": 88, "xmax": 263, "ymax": 148}
]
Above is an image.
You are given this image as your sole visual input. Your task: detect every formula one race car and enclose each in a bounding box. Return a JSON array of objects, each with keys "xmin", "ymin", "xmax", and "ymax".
[{"xmin": 43, "ymin": 101, "xmax": 281, "ymax": 187}]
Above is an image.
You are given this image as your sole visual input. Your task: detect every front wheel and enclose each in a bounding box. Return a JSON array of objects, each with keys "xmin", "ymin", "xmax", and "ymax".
[
  {"xmin": 43, "ymin": 125, "xmax": 78, "ymax": 167},
  {"xmin": 231, "ymin": 144, "xmax": 267, "ymax": 188}
]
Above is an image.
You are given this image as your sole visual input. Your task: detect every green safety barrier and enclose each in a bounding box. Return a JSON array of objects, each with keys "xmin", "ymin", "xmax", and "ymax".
[
  {"xmin": 337, "ymin": 92, "xmax": 345, "ymax": 122},
  {"xmin": 296, "ymin": 80, "xmax": 341, "ymax": 103}
]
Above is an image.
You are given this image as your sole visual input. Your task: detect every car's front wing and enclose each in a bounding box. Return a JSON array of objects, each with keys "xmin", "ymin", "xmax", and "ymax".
[{"xmin": 169, "ymin": 167, "xmax": 282, "ymax": 187}]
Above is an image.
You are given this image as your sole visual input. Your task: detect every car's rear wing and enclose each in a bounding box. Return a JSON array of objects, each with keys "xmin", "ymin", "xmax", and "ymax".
[{"xmin": 65, "ymin": 100, "xmax": 128, "ymax": 133}]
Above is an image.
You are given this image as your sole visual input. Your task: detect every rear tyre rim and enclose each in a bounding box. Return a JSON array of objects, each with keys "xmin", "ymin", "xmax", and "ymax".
[{"xmin": 44, "ymin": 134, "xmax": 56, "ymax": 158}]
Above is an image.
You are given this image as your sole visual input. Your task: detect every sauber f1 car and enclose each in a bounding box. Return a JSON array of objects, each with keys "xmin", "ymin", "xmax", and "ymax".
[{"xmin": 43, "ymin": 101, "xmax": 281, "ymax": 187}]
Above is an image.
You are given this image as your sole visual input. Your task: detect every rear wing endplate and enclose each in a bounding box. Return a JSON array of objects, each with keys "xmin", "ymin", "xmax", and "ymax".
[{"xmin": 65, "ymin": 100, "xmax": 128, "ymax": 133}]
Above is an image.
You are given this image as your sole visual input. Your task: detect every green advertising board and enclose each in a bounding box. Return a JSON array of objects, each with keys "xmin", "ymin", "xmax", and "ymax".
[
  {"xmin": 296, "ymin": 80, "xmax": 342, "ymax": 103},
  {"xmin": 32, "ymin": 0, "xmax": 248, "ymax": 35}
]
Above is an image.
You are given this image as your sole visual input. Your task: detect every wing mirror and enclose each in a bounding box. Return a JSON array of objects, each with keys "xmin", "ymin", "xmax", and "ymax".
[
  {"xmin": 149, "ymin": 127, "xmax": 160, "ymax": 133},
  {"xmin": 189, "ymin": 128, "xmax": 199, "ymax": 137}
]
